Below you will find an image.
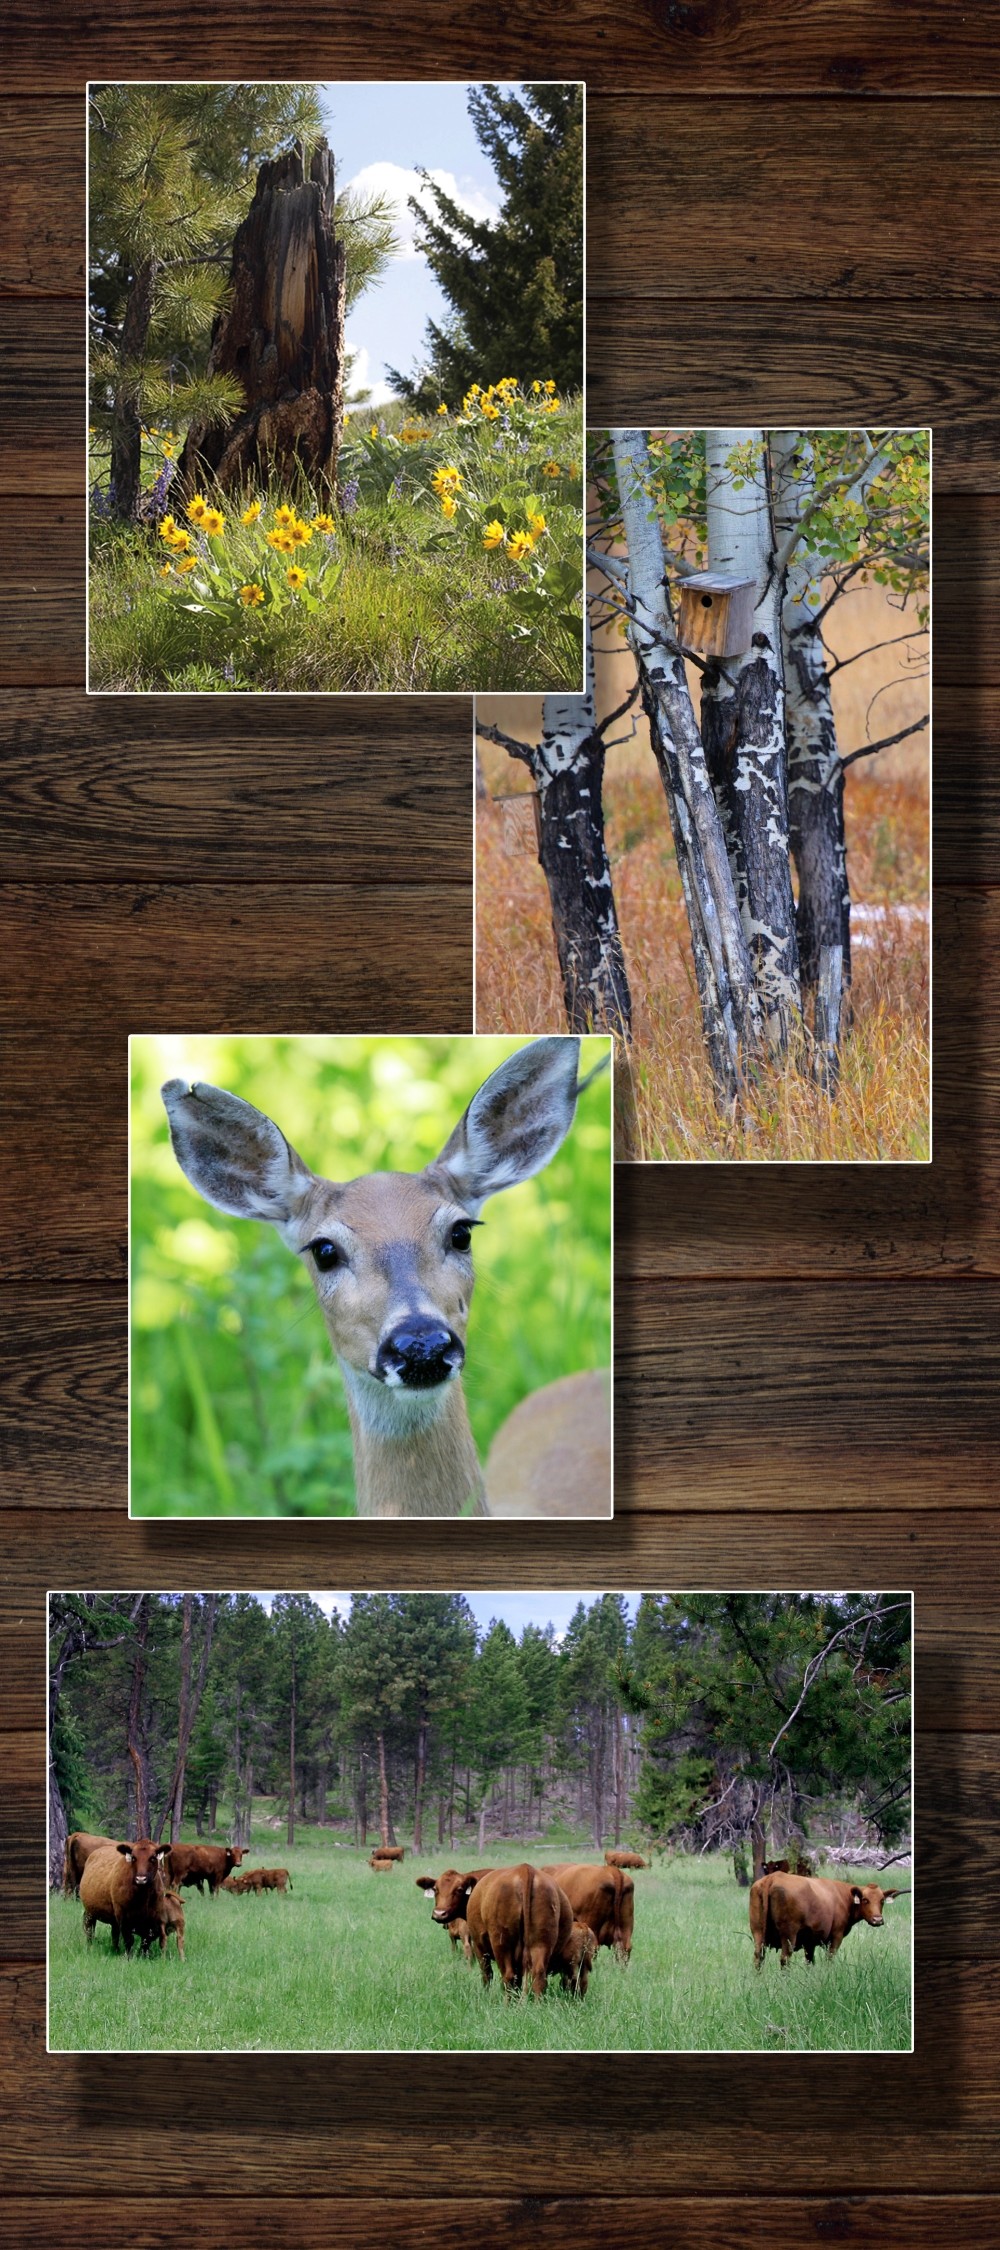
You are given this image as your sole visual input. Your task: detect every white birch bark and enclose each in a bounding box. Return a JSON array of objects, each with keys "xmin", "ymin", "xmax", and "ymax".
[
  {"xmin": 699, "ymin": 430, "xmax": 801, "ymax": 1053},
  {"xmin": 772, "ymin": 429, "xmax": 850, "ymax": 1090},
  {"xmin": 610, "ymin": 428, "xmax": 759, "ymax": 1104}
]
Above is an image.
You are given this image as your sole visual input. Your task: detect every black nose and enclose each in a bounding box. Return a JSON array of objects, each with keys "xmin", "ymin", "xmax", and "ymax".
[{"xmin": 375, "ymin": 1323, "xmax": 464, "ymax": 1389}]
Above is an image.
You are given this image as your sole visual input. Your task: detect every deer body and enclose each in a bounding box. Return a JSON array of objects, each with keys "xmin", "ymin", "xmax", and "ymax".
[{"xmin": 161, "ymin": 1038, "xmax": 610, "ymax": 1520}]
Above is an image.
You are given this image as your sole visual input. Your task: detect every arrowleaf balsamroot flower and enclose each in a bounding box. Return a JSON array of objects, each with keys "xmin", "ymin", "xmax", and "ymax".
[
  {"xmin": 267, "ymin": 529, "xmax": 294, "ymax": 553},
  {"xmin": 175, "ymin": 554, "xmax": 197, "ymax": 575},
  {"xmin": 286, "ymin": 566, "xmax": 307, "ymax": 593},
  {"xmin": 431, "ymin": 465, "xmax": 462, "ymax": 496},
  {"xmin": 274, "ymin": 505, "xmax": 296, "ymax": 527},
  {"xmin": 436, "ymin": 403, "xmax": 448, "ymax": 416},
  {"xmin": 289, "ymin": 519, "xmax": 313, "ymax": 546},
  {"xmin": 241, "ymin": 500, "xmax": 262, "ymax": 525},
  {"xmin": 201, "ymin": 508, "xmax": 225, "ymax": 538},
  {"xmin": 526, "ymin": 510, "xmax": 547, "ymax": 535},
  {"xmin": 186, "ymin": 494, "xmax": 208, "ymax": 523},
  {"xmin": 506, "ymin": 530, "xmax": 533, "ymax": 561},
  {"xmin": 313, "ymin": 513, "xmax": 335, "ymax": 534},
  {"xmin": 440, "ymin": 496, "xmax": 457, "ymax": 520},
  {"xmin": 541, "ymin": 459, "xmax": 562, "ymax": 478},
  {"xmin": 239, "ymin": 583, "xmax": 265, "ymax": 607},
  {"xmin": 482, "ymin": 520, "xmax": 505, "ymax": 550}
]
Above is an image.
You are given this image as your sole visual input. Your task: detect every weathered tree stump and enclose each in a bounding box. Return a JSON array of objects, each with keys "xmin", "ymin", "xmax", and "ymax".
[{"xmin": 179, "ymin": 140, "xmax": 346, "ymax": 496}]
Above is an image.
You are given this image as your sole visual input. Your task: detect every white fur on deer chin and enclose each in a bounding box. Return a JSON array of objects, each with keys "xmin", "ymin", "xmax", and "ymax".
[{"xmin": 340, "ymin": 1360, "xmax": 455, "ymax": 1436}]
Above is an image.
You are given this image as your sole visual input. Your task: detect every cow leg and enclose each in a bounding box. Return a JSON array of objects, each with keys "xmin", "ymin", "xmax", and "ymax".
[
  {"xmin": 83, "ymin": 1910, "xmax": 96, "ymax": 1946},
  {"xmin": 527, "ymin": 1947, "xmax": 549, "ymax": 1999}
]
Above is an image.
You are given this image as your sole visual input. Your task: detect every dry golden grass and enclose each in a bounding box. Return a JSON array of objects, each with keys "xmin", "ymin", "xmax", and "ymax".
[{"xmin": 475, "ymin": 757, "xmax": 930, "ymax": 1164}]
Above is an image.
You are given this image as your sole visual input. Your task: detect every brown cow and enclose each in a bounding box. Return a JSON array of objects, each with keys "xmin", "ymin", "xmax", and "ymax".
[
  {"xmin": 79, "ymin": 1840, "xmax": 171, "ymax": 1957},
  {"xmin": 167, "ymin": 1842, "xmax": 245, "ymax": 1896},
  {"xmin": 466, "ymin": 1864, "xmax": 584, "ymax": 1999},
  {"xmin": 542, "ymin": 1862, "xmax": 635, "ymax": 1962},
  {"xmin": 160, "ymin": 1888, "xmax": 186, "ymax": 1960},
  {"xmin": 416, "ymin": 1869, "xmax": 493, "ymax": 1961},
  {"xmin": 225, "ymin": 1869, "xmax": 265, "ymax": 1893},
  {"xmin": 604, "ymin": 1848, "xmax": 648, "ymax": 1870},
  {"xmin": 761, "ymin": 1858, "xmax": 791, "ymax": 1875},
  {"xmin": 257, "ymin": 1868, "xmax": 293, "ymax": 1892},
  {"xmin": 369, "ymin": 1846, "xmax": 405, "ymax": 1865},
  {"xmin": 550, "ymin": 1914, "xmax": 599, "ymax": 1997},
  {"xmin": 750, "ymin": 1873, "xmax": 907, "ymax": 1969},
  {"xmin": 63, "ymin": 1830, "xmax": 118, "ymax": 1897}
]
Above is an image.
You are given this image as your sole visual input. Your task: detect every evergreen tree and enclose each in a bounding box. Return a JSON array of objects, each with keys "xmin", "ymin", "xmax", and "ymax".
[
  {"xmin": 466, "ymin": 1620, "xmax": 529, "ymax": 1849},
  {"xmin": 390, "ymin": 83, "xmax": 583, "ymax": 406}
]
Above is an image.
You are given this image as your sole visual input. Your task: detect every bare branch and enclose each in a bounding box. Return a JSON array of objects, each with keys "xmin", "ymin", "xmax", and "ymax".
[
  {"xmin": 474, "ymin": 717, "xmax": 536, "ymax": 769},
  {"xmin": 768, "ymin": 1602, "xmax": 911, "ymax": 1759},
  {"xmin": 825, "ymin": 629, "xmax": 928, "ymax": 678},
  {"xmin": 596, "ymin": 680, "xmax": 640, "ymax": 739},
  {"xmin": 840, "ymin": 715, "xmax": 929, "ymax": 772}
]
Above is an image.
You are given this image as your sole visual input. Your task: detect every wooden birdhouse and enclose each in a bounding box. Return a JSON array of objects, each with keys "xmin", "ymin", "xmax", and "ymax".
[{"xmin": 677, "ymin": 571, "xmax": 756, "ymax": 659}]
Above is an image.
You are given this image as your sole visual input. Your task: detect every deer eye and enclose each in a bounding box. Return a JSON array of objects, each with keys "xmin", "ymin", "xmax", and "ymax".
[
  {"xmin": 449, "ymin": 1220, "xmax": 474, "ymax": 1253},
  {"xmin": 309, "ymin": 1238, "xmax": 345, "ymax": 1274}
]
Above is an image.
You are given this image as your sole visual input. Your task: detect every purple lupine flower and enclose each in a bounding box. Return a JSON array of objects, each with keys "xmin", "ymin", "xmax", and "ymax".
[
  {"xmin": 338, "ymin": 477, "xmax": 360, "ymax": 515},
  {"xmin": 222, "ymin": 660, "xmax": 236, "ymax": 684},
  {"xmin": 392, "ymin": 472, "xmax": 404, "ymax": 498}
]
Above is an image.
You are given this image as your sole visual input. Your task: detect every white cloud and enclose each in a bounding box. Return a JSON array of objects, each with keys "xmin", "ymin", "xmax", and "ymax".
[
  {"xmin": 343, "ymin": 339, "xmax": 396, "ymax": 412},
  {"xmin": 342, "ymin": 160, "xmax": 498, "ymax": 260}
]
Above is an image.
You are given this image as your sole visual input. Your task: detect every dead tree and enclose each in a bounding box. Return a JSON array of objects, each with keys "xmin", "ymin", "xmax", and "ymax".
[{"xmin": 179, "ymin": 140, "xmax": 346, "ymax": 497}]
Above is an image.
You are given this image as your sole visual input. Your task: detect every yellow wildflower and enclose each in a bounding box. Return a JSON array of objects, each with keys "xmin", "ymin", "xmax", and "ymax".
[
  {"xmin": 531, "ymin": 381, "xmax": 542, "ymax": 395},
  {"xmin": 312, "ymin": 513, "xmax": 336, "ymax": 534},
  {"xmin": 431, "ymin": 465, "xmax": 462, "ymax": 496},
  {"xmin": 175, "ymin": 554, "xmax": 197, "ymax": 574},
  {"xmin": 159, "ymin": 515, "xmax": 179, "ymax": 542},
  {"xmin": 267, "ymin": 529, "xmax": 295, "ymax": 553},
  {"xmin": 567, "ymin": 460, "xmax": 579, "ymax": 478},
  {"xmin": 286, "ymin": 566, "xmax": 307, "ymax": 593},
  {"xmin": 541, "ymin": 459, "xmax": 562, "ymax": 478},
  {"xmin": 241, "ymin": 500, "xmax": 262, "ymax": 525},
  {"xmin": 161, "ymin": 441, "xmax": 175, "ymax": 458},
  {"xmin": 290, "ymin": 519, "xmax": 313, "ymax": 546},
  {"xmin": 186, "ymin": 494, "xmax": 208, "ymax": 523},
  {"xmin": 441, "ymin": 496, "xmax": 457, "ymax": 520},
  {"xmin": 370, "ymin": 423, "xmax": 379, "ymax": 437},
  {"xmin": 507, "ymin": 530, "xmax": 533, "ymax": 561},
  {"xmin": 160, "ymin": 562, "xmax": 173, "ymax": 576},
  {"xmin": 544, "ymin": 379, "xmax": 557, "ymax": 394},
  {"xmin": 526, "ymin": 510, "xmax": 546, "ymax": 536},
  {"xmin": 468, "ymin": 383, "xmax": 481, "ymax": 398},
  {"xmin": 480, "ymin": 400, "xmax": 500, "ymax": 420},
  {"xmin": 543, "ymin": 397, "xmax": 561, "ymax": 413},
  {"xmin": 201, "ymin": 507, "xmax": 225, "ymax": 537},
  {"xmin": 436, "ymin": 403, "xmax": 448, "ymax": 416},
  {"xmin": 239, "ymin": 583, "xmax": 265, "ymax": 606},
  {"xmin": 274, "ymin": 504, "xmax": 296, "ymax": 527},
  {"xmin": 482, "ymin": 520, "xmax": 505, "ymax": 550}
]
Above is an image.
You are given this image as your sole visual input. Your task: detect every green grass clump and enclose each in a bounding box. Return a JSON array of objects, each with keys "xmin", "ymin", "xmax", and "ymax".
[{"xmin": 49, "ymin": 1832, "xmax": 912, "ymax": 2053}]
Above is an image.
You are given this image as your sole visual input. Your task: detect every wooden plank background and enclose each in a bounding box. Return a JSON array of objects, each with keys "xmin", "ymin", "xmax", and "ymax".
[{"xmin": 1, "ymin": 6, "xmax": 997, "ymax": 2242}]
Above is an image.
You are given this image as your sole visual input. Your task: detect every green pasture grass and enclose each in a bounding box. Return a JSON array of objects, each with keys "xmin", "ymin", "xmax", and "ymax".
[
  {"xmin": 87, "ymin": 399, "xmax": 584, "ymax": 693},
  {"xmin": 49, "ymin": 1832, "xmax": 912, "ymax": 2054}
]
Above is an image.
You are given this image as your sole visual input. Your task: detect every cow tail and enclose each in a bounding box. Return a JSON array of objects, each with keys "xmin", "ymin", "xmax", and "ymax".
[
  {"xmin": 62, "ymin": 1837, "xmax": 74, "ymax": 1897},
  {"xmin": 522, "ymin": 1864, "xmax": 533, "ymax": 1990}
]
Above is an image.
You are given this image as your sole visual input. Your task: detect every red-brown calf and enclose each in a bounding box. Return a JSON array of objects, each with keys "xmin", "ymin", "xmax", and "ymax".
[{"xmin": 79, "ymin": 1841, "xmax": 171, "ymax": 1957}]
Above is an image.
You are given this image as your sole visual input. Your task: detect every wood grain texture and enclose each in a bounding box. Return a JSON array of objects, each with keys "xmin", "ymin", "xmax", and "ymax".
[{"xmin": 3, "ymin": 6, "xmax": 999, "ymax": 2242}]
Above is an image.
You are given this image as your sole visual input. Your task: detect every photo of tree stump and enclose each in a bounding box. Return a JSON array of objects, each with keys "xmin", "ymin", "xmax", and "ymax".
[{"xmin": 179, "ymin": 139, "xmax": 346, "ymax": 497}]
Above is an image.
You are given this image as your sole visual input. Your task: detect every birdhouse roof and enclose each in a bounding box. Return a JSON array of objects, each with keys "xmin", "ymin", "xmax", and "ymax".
[{"xmin": 679, "ymin": 571, "xmax": 756, "ymax": 594}]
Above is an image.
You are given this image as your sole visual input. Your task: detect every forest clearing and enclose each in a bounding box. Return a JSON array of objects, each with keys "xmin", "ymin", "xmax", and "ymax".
[
  {"xmin": 476, "ymin": 430, "xmax": 930, "ymax": 1161},
  {"xmin": 49, "ymin": 1834, "xmax": 911, "ymax": 2054},
  {"xmin": 49, "ymin": 1594, "xmax": 912, "ymax": 2052}
]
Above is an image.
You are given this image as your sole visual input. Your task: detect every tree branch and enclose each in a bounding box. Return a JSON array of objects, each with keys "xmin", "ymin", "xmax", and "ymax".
[
  {"xmin": 768, "ymin": 1602, "xmax": 911, "ymax": 1758},
  {"xmin": 474, "ymin": 717, "xmax": 536, "ymax": 769},
  {"xmin": 840, "ymin": 715, "xmax": 929, "ymax": 771}
]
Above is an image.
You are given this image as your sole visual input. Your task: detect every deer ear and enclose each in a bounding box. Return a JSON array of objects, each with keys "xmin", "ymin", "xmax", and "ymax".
[
  {"xmin": 432, "ymin": 1038, "xmax": 596, "ymax": 1214},
  {"xmin": 161, "ymin": 1080, "xmax": 314, "ymax": 1230}
]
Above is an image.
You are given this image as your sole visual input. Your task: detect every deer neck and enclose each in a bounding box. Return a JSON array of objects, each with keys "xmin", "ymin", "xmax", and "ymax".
[{"xmin": 339, "ymin": 1364, "xmax": 488, "ymax": 1519}]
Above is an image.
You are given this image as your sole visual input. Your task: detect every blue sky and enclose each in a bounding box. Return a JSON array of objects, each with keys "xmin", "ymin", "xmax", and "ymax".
[
  {"xmin": 319, "ymin": 82, "xmax": 519, "ymax": 405},
  {"xmin": 260, "ymin": 1593, "xmax": 641, "ymax": 1642}
]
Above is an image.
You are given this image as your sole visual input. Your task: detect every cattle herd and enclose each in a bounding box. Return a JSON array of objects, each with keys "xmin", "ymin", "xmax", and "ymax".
[
  {"xmin": 61, "ymin": 1829, "xmax": 906, "ymax": 1998},
  {"xmin": 62, "ymin": 1831, "xmax": 292, "ymax": 1959}
]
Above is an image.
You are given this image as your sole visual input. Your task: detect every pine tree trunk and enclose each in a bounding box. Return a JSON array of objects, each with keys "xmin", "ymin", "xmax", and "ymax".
[
  {"xmin": 376, "ymin": 1729, "xmax": 393, "ymax": 1850},
  {"xmin": 126, "ymin": 1597, "xmax": 151, "ymax": 1836},
  {"xmin": 611, "ymin": 428, "xmax": 760, "ymax": 1108},
  {"xmin": 413, "ymin": 1716, "xmax": 428, "ymax": 1853},
  {"xmin": 287, "ymin": 1652, "xmax": 296, "ymax": 1849},
  {"xmin": 179, "ymin": 141, "xmax": 346, "ymax": 499},
  {"xmin": 700, "ymin": 430, "xmax": 801, "ymax": 1054},
  {"xmin": 109, "ymin": 255, "xmax": 159, "ymax": 522},
  {"xmin": 772, "ymin": 430, "xmax": 851, "ymax": 1091}
]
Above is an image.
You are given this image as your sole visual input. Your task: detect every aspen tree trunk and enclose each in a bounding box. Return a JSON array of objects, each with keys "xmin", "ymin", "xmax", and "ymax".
[
  {"xmin": 611, "ymin": 428, "xmax": 760, "ymax": 1106},
  {"xmin": 179, "ymin": 141, "xmax": 346, "ymax": 497},
  {"xmin": 772, "ymin": 430, "xmax": 851, "ymax": 1090},
  {"xmin": 535, "ymin": 623, "xmax": 634, "ymax": 1038},
  {"xmin": 700, "ymin": 430, "xmax": 801, "ymax": 1054}
]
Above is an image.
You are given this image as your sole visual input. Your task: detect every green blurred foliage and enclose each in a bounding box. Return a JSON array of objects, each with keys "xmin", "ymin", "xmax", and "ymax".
[{"xmin": 130, "ymin": 1034, "xmax": 612, "ymax": 1518}]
